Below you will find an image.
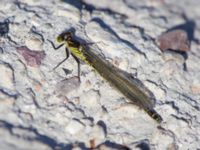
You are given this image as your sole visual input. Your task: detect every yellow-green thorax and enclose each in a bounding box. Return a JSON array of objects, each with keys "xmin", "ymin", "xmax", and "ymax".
[{"xmin": 66, "ymin": 41, "xmax": 89, "ymax": 64}]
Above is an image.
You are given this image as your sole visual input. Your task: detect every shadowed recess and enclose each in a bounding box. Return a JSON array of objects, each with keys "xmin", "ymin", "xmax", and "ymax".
[
  {"xmin": 97, "ymin": 140, "xmax": 131, "ymax": 150},
  {"xmin": 136, "ymin": 142, "xmax": 150, "ymax": 150},
  {"xmin": 0, "ymin": 89, "xmax": 19, "ymax": 99},
  {"xmin": 0, "ymin": 120, "xmax": 134, "ymax": 150},
  {"xmin": 0, "ymin": 19, "xmax": 9, "ymax": 36},
  {"xmin": 97, "ymin": 120, "xmax": 107, "ymax": 135},
  {"xmin": 62, "ymin": 0, "xmax": 127, "ymax": 17},
  {"xmin": 0, "ymin": 120, "xmax": 75, "ymax": 150},
  {"xmin": 167, "ymin": 20, "xmax": 198, "ymax": 46}
]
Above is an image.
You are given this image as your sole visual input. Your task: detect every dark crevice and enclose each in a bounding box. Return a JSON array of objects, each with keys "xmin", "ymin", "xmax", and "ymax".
[
  {"xmin": 146, "ymin": 79, "xmax": 167, "ymax": 95},
  {"xmin": 157, "ymin": 126, "xmax": 177, "ymax": 142},
  {"xmin": 14, "ymin": 1, "xmax": 48, "ymax": 18},
  {"xmin": 26, "ymin": 88, "xmax": 41, "ymax": 109},
  {"xmin": 97, "ymin": 140, "xmax": 131, "ymax": 150},
  {"xmin": 165, "ymin": 101, "xmax": 180, "ymax": 112},
  {"xmin": 166, "ymin": 89, "xmax": 200, "ymax": 112},
  {"xmin": 0, "ymin": 88, "xmax": 19, "ymax": 99},
  {"xmin": 123, "ymin": 0, "xmax": 155, "ymax": 12},
  {"xmin": 97, "ymin": 120, "xmax": 107, "ymax": 135},
  {"xmin": 14, "ymin": 1, "xmax": 38, "ymax": 15},
  {"xmin": 165, "ymin": 100, "xmax": 197, "ymax": 125},
  {"xmin": 149, "ymin": 15, "xmax": 168, "ymax": 24},
  {"xmin": 181, "ymin": 94, "xmax": 200, "ymax": 111},
  {"xmin": 0, "ymin": 120, "xmax": 64, "ymax": 149},
  {"xmin": 0, "ymin": 120, "xmax": 132, "ymax": 150},
  {"xmin": 90, "ymin": 17, "xmax": 147, "ymax": 58},
  {"xmin": 123, "ymin": 23, "xmax": 155, "ymax": 41},
  {"xmin": 62, "ymin": 0, "xmax": 127, "ymax": 18},
  {"xmin": 0, "ymin": 17, "xmax": 18, "ymax": 45},
  {"xmin": 171, "ymin": 114, "xmax": 191, "ymax": 125},
  {"xmin": 7, "ymin": 35, "xmax": 18, "ymax": 45},
  {"xmin": 0, "ymin": 61, "xmax": 18, "ymax": 99},
  {"xmin": 136, "ymin": 142, "xmax": 150, "ymax": 150},
  {"xmin": 30, "ymin": 26, "xmax": 45, "ymax": 42},
  {"xmin": 0, "ymin": 18, "xmax": 9, "ymax": 37},
  {"xmin": 163, "ymin": 50, "xmax": 188, "ymax": 71},
  {"xmin": 0, "ymin": 61, "xmax": 16, "ymax": 83}
]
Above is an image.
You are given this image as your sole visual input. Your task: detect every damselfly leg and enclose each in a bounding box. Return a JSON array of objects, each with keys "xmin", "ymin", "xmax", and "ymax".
[
  {"xmin": 47, "ymin": 39, "xmax": 64, "ymax": 50},
  {"xmin": 48, "ymin": 39, "xmax": 81, "ymax": 81},
  {"xmin": 53, "ymin": 48, "xmax": 70, "ymax": 70},
  {"xmin": 71, "ymin": 53, "xmax": 81, "ymax": 82}
]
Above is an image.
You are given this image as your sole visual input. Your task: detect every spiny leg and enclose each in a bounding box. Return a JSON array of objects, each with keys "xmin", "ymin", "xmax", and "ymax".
[
  {"xmin": 71, "ymin": 53, "xmax": 81, "ymax": 82},
  {"xmin": 47, "ymin": 39, "xmax": 64, "ymax": 50},
  {"xmin": 53, "ymin": 48, "xmax": 70, "ymax": 70}
]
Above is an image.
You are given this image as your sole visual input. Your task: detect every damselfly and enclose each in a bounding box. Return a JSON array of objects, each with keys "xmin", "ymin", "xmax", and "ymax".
[{"xmin": 48, "ymin": 29, "xmax": 163, "ymax": 123}]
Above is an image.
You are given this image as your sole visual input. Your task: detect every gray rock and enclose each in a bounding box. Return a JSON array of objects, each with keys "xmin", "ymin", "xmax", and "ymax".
[{"xmin": 0, "ymin": 0, "xmax": 200, "ymax": 149}]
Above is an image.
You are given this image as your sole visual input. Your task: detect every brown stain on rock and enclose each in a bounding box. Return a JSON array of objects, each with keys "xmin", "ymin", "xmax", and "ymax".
[{"xmin": 17, "ymin": 46, "xmax": 46, "ymax": 67}]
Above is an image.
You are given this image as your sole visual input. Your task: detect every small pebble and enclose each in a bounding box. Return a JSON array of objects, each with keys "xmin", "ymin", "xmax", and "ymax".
[{"xmin": 156, "ymin": 29, "xmax": 190, "ymax": 52}]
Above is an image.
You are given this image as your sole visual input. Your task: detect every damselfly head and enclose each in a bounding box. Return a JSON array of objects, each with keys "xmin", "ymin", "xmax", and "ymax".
[{"xmin": 56, "ymin": 31, "xmax": 73, "ymax": 43}]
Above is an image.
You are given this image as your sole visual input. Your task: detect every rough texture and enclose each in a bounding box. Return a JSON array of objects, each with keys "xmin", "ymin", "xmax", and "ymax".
[{"xmin": 0, "ymin": 0, "xmax": 200, "ymax": 149}]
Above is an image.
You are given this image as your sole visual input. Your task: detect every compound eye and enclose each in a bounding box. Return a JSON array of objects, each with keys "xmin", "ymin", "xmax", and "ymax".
[
  {"xmin": 56, "ymin": 36, "xmax": 63, "ymax": 43},
  {"xmin": 56, "ymin": 32, "xmax": 67, "ymax": 42}
]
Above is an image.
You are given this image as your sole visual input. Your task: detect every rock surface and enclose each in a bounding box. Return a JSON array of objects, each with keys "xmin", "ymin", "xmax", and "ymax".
[{"xmin": 0, "ymin": 0, "xmax": 200, "ymax": 149}]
